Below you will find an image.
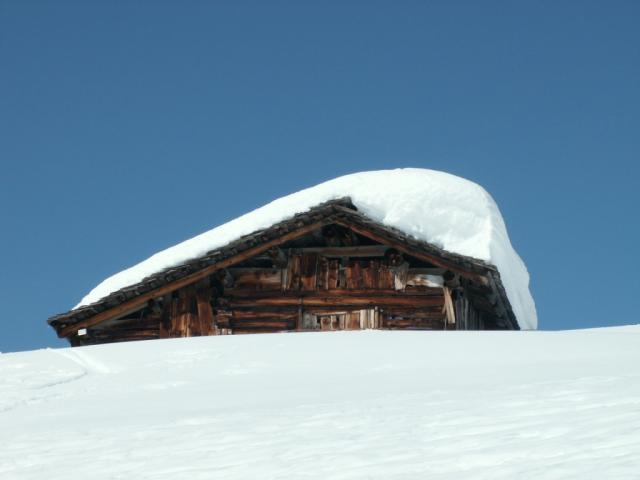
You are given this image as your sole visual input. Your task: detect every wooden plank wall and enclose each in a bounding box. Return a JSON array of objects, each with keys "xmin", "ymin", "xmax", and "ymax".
[
  {"xmin": 217, "ymin": 252, "xmax": 447, "ymax": 335},
  {"xmin": 78, "ymin": 249, "xmax": 461, "ymax": 345},
  {"xmin": 453, "ymin": 292, "xmax": 483, "ymax": 330}
]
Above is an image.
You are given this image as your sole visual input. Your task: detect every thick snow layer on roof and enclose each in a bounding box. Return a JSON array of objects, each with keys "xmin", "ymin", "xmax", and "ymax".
[{"xmin": 75, "ymin": 168, "xmax": 537, "ymax": 329}]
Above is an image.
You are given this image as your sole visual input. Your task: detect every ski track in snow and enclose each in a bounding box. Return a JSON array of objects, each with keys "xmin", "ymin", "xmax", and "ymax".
[
  {"xmin": 1, "ymin": 327, "xmax": 639, "ymax": 479},
  {"xmin": 53, "ymin": 347, "xmax": 113, "ymax": 375}
]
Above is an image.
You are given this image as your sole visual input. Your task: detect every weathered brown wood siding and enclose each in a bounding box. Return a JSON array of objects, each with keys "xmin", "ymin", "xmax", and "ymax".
[
  {"xmin": 75, "ymin": 247, "xmax": 467, "ymax": 344},
  {"xmin": 214, "ymin": 250, "xmax": 448, "ymax": 336},
  {"xmin": 69, "ymin": 230, "xmax": 510, "ymax": 346}
]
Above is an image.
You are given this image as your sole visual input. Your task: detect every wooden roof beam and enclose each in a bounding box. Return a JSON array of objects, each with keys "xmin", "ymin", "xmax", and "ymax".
[{"xmin": 332, "ymin": 217, "xmax": 489, "ymax": 285}]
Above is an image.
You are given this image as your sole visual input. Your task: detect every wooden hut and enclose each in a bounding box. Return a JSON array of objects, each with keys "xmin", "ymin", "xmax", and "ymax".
[{"xmin": 48, "ymin": 198, "xmax": 520, "ymax": 346}]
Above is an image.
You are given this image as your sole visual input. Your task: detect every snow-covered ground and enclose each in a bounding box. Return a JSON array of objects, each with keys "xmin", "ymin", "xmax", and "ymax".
[{"xmin": 2, "ymin": 327, "xmax": 639, "ymax": 479}]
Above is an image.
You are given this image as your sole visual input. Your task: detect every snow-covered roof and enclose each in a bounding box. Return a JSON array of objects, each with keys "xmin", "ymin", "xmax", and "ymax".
[{"xmin": 74, "ymin": 168, "xmax": 537, "ymax": 330}]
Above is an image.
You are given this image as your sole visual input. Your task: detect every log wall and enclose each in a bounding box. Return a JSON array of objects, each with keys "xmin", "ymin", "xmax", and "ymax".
[{"xmin": 73, "ymin": 246, "xmax": 491, "ymax": 345}]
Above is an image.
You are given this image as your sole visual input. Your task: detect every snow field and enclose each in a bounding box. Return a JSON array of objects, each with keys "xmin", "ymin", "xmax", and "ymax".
[{"xmin": 1, "ymin": 326, "xmax": 639, "ymax": 479}]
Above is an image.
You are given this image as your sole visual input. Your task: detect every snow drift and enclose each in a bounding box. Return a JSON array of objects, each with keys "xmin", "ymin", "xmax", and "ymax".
[
  {"xmin": 2, "ymin": 327, "xmax": 639, "ymax": 479},
  {"xmin": 75, "ymin": 168, "xmax": 537, "ymax": 329}
]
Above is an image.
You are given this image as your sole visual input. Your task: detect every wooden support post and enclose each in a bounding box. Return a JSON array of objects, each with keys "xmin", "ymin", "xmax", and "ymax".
[
  {"xmin": 443, "ymin": 287, "xmax": 456, "ymax": 328},
  {"xmin": 195, "ymin": 278, "xmax": 215, "ymax": 336}
]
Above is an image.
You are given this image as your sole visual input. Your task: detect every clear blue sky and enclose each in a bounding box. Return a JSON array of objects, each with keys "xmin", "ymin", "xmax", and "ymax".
[{"xmin": 1, "ymin": 1, "xmax": 638, "ymax": 352}]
